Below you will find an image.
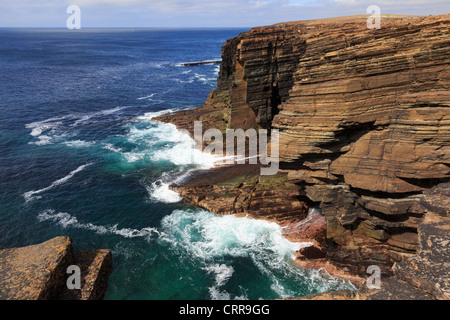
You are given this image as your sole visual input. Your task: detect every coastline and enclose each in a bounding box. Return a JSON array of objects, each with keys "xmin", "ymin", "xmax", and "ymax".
[
  {"xmin": 149, "ymin": 114, "xmax": 366, "ymax": 289},
  {"xmin": 151, "ymin": 13, "xmax": 450, "ymax": 299}
]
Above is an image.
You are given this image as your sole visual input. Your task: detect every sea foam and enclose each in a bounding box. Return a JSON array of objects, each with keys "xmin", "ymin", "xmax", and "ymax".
[
  {"xmin": 158, "ymin": 208, "xmax": 355, "ymax": 299},
  {"xmin": 26, "ymin": 107, "xmax": 127, "ymax": 146},
  {"xmin": 23, "ymin": 163, "xmax": 93, "ymax": 202},
  {"xmin": 37, "ymin": 209, "xmax": 160, "ymax": 240}
]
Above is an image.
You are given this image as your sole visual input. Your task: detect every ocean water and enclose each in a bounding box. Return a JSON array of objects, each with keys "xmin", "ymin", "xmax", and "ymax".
[{"xmin": 0, "ymin": 28, "xmax": 355, "ymax": 300}]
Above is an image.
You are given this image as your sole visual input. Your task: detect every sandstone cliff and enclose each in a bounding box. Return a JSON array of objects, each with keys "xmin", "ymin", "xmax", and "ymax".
[
  {"xmin": 155, "ymin": 14, "xmax": 449, "ymax": 293},
  {"xmin": 0, "ymin": 237, "xmax": 112, "ymax": 300}
]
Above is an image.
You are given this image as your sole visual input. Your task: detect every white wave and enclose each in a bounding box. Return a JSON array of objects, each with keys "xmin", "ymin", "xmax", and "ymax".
[
  {"xmin": 137, "ymin": 94, "xmax": 156, "ymax": 100},
  {"xmin": 160, "ymin": 209, "xmax": 310, "ymax": 261},
  {"xmin": 204, "ymin": 264, "xmax": 234, "ymax": 287},
  {"xmin": 145, "ymin": 122, "xmax": 217, "ymax": 168},
  {"xmin": 122, "ymin": 151, "xmax": 145, "ymax": 163},
  {"xmin": 134, "ymin": 109, "xmax": 178, "ymax": 121},
  {"xmin": 174, "ymin": 78, "xmax": 194, "ymax": 84},
  {"xmin": 64, "ymin": 140, "xmax": 95, "ymax": 148},
  {"xmin": 29, "ymin": 122, "xmax": 61, "ymax": 137},
  {"xmin": 208, "ymin": 287, "xmax": 231, "ymax": 300},
  {"xmin": 26, "ymin": 107, "xmax": 127, "ymax": 145},
  {"xmin": 37, "ymin": 209, "xmax": 160, "ymax": 239},
  {"xmin": 122, "ymin": 119, "xmax": 219, "ymax": 169},
  {"xmin": 145, "ymin": 170, "xmax": 194, "ymax": 204},
  {"xmin": 146, "ymin": 182, "xmax": 182, "ymax": 203},
  {"xmin": 30, "ymin": 135, "xmax": 53, "ymax": 146},
  {"xmin": 26, "ymin": 116, "xmax": 69, "ymax": 135},
  {"xmin": 23, "ymin": 163, "xmax": 93, "ymax": 202},
  {"xmin": 72, "ymin": 106, "xmax": 127, "ymax": 126},
  {"xmin": 175, "ymin": 73, "xmax": 217, "ymax": 85},
  {"xmin": 26, "ymin": 116, "xmax": 68, "ymax": 145},
  {"xmin": 102, "ymin": 143, "xmax": 123, "ymax": 153},
  {"xmin": 158, "ymin": 209, "xmax": 355, "ymax": 298}
]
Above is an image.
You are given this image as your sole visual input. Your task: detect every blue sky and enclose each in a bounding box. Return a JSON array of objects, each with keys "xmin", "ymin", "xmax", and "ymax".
[{"xmin": 0, "ymin": 0, "xmax": 449, "ymax": 28}]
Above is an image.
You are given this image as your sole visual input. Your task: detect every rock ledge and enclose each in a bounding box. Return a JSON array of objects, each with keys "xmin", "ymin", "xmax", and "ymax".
[{"xmin": 0, "ymin": 237, "xmax": 112, "ymax": 300}]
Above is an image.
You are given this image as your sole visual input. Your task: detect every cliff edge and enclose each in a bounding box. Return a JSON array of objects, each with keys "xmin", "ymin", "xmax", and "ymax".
[{"xmin": 155, "ymin": 13, "xmax": 450, "ymax": 294}]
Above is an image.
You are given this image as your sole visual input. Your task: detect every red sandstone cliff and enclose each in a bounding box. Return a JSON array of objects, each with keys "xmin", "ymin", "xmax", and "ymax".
[{"xmin": 155, "ymin": 14, "xmax": 450, "ymax": 291}]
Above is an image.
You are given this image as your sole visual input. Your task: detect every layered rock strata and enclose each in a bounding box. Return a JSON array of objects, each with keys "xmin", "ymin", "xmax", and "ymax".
[
  {"xmin": 297, "ymin": 207, "xmax": 450, "ymax": 300},
  {"xmin": 0, "ymin": 237, "xmax": 112, "ymax": 300},
  {"xmin": 156, "ymin": 14, "xmax": 449, "ymax": 288},
  {"xmin": 171, "ymin": 165, "xmax": 309, "ymax": 228}
]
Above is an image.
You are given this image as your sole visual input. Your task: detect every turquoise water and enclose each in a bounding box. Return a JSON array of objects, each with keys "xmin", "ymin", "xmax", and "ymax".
[{"xmin": 0, "ymin": 28, "xmax": 355, "ymax": 299}]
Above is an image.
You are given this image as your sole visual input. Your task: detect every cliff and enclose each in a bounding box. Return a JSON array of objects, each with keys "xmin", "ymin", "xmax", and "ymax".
[
  {"xmin": 0, "ymin": 237, "xmax": 112, "ymax": 300},
  {"xmin": 154, "ymin": 14, "xmax": 450, "ymax": 297}
]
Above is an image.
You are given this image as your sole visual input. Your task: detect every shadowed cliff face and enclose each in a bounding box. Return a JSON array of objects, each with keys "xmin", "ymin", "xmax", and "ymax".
[{"xmin": 156, "ymin": 14, "xmax": 450, "ymax": 278}]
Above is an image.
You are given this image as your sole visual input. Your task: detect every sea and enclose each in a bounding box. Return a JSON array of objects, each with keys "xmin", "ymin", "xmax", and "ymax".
[{"xmin": 0, "ymin": 28, "xmax": 355, "ymax": 300}]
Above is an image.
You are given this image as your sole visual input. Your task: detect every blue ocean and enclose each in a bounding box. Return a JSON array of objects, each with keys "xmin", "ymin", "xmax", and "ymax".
[{"xmin": 0, "ymin": 28, "xmax": 354, "ymax": 300}]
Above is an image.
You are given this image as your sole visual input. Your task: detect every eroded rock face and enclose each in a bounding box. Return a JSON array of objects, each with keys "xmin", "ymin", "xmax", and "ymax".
[
  {"xmin": 156, "ymin": 14, "xmax": 449, "ymax": 280},
  {"xmin": 393, "ymin": 212, "xmax": 450, "ymax": 300},
  {"xmin": 298, "ymin": 210, "xmax": 450, "ymax": 300},
  {"xmin": 171, "ymin": 165, "xmax": 309, "ymax": 224},
  {"xmin": 0, "ymin": 237, "xmax": 112, "ymax": 300},
  {"xmin": 224, "ymin": 14, "xmax": 449, "ymax": 271}
]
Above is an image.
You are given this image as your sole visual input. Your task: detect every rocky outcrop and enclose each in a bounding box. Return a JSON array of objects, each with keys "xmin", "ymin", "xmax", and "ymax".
[
  {"xmin": 0, "ymin": 237, "xmax": 112, "ymax": 300},
  {"xmin": 297, "ymin": 209, "xmax": 450, "ymax": 300},
  {"xmin": 156, "ymin": 14, "xmax": 449, "ymax": 290},
  {"xmin": 172, "ymin": 164, "xmax": 309, "ymax": 226}
]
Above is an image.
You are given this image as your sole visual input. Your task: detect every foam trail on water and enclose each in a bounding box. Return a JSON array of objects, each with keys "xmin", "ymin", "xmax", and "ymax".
[
  {"xmin": 26, "ymin": 107, "xmax": 127, "ymax": 146},
  {"xmin": 72, "ymin": 106, "xmax": 128, "ymax": 126},
  {"xmin": 37, "ymin": 210, "xmax": 160, "ymax": 239},
  {"xmin": 103, "ymin": 143, "xmax": 123, "ymax": 153},
  {"xmin": 64, "ymin": 140, "xmax": 96, "ymax": 148},
  {"xmin": 23, "ymin": 163, "xmax": 93, "ymax": 202},
  {"xmin": 137, "ymin": 93, "xmax": 156, "ymax": 100}
]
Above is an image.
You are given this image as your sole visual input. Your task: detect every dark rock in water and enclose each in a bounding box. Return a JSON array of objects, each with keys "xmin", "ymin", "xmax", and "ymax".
[
  {"xmin": 174, "ymin": 60, "xmax": 221, "ymax": 67},
  {"xmin": 0, "ymin": 237, "xmax": 112, "ymax": 300}
]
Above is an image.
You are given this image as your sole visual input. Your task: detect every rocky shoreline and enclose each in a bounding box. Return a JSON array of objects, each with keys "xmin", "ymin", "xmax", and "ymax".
[
  {"xmin": 155, "ymin": 14, "xmax": 450, "ymax": 299},
  {"xmin": 0, "ymin": 14, "xmax": 448, "ymax": 301}
]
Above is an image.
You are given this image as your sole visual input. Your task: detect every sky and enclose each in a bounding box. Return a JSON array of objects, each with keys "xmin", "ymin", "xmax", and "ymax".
[{"xmin": 0, "ymin": 0, "xmax": 449, "ymax": 28}]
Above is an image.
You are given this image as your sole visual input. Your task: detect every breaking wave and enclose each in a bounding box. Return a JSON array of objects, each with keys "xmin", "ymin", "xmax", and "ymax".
[
  {"xmin": 25, "ymin": 106, "xmax": 127, "ymax": 146},
  {"xmin": 157, "ymin": 209, "xmax": 354, "ymax": 299}
]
